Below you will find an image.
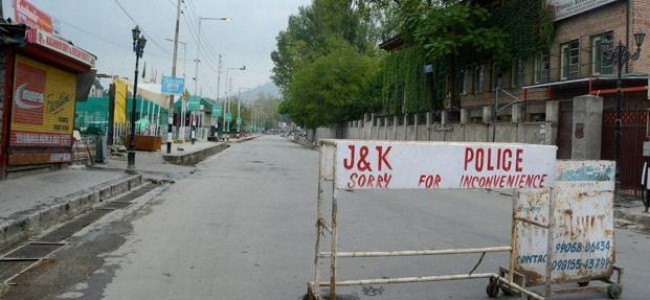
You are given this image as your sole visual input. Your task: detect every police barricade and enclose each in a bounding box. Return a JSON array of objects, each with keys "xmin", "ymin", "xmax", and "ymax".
[
  {"xmin": 507, "ymin": 160, "xmax": 621, "ymax": 299},
  {"xmin": 307, "ymin": 140, "xmax": 621, "ymax": 300}
]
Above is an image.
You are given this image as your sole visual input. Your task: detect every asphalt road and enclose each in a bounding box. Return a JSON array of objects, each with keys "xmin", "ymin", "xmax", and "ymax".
[{"xmin": 6, "ymin": 135, "xmax": 650, "ymax": 299}]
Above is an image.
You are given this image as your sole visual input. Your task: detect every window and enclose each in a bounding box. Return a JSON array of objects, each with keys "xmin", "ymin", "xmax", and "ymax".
[
  {"xmin": 461, "ymin": 69, "xmax": 471, "ymax": 95},
  {"xmin": 534, "ymin": 54, "xmax": 550, "ymax": 83},
  {"xmin": 591, "ymin": 32, "xmax": 613, "ymax": 75},
  {"xmin": 560, "ymin": 40, "xmax": 580, "ymax": 80},
  {"xmin": 473, "ymin": 65, "xmax": 485, "ymax": 93},
  {"xmin": 511, "ymin": 59, "xmax": 524, "ymax": 88}
]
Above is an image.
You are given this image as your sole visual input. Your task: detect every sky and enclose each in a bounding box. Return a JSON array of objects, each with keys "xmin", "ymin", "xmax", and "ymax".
[{"xmin": 14, "ymin": 0, "xmax": 311, "ymax": 99}]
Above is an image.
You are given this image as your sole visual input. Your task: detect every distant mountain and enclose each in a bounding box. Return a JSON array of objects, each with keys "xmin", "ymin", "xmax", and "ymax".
[{"xmin": 239, "ymin": 82, "xmax": 280, "ymax": 103}]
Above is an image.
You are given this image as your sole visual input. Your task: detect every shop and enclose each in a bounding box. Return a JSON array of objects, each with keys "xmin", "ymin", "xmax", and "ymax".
[{"xmin": 0, "ymin": 26, "xmax": 96, "ymax": 179}]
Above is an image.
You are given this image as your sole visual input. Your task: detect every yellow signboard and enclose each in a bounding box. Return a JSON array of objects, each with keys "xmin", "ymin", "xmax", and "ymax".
[
  {"xmin": 113, "ymin": 78, "xmax": 128, "ymax": 123},
  {"xmin": 10, "ymin": 55, "xmax": 76, "ymax": 147}
]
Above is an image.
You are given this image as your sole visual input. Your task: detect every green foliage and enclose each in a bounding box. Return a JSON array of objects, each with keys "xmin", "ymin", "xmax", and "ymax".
[
  {"xmin": 284, "ymin": 38, "xmax": 381, "ymax": 128},
  {"xmin": 381, "ymin": 46, "xmax": 429, "ymax": 114},
  {"xmin": 378, "ymin": 0, "xmax": 554, "ymax": 112},
  {"xmin": 490, "ymin": 0, "xmax": 555, "ymax": 63},
  {"xmin": 272, "ymin": 0, "xmax": 384, "ymax": 128}
]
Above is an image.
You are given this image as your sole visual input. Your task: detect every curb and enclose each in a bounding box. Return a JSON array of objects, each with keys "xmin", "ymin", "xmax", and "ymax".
[
  {"xmin": 614, "ymin": 209, "xmax": 650, "ymax": 228},
  {"xmin": 230, "ymin": 135, "xmax": 261, "ymax": 143},
  {"xmin": 162, "ymin": 143, "xmax": 229, "ymax": 166},
  {"xmin": 0, "ymin": 174, "xmax": 143, "ymax": 250},
  {"xmin": 289, "ymin": 137, "xmax": 318, "ymax": 150}
]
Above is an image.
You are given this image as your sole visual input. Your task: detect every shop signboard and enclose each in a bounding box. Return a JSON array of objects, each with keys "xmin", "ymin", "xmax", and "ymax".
[
  {"xmin": 14, "ymin": 0, "xmax": 53, "ymax": 33},
  {"xmin": 546, "ymin": 0, "xmax": 617, "ymax": 21},
  {"xmin": 27, "ymin": 28, "xmax": 96, "ymax": 67},
  {"xmin": 212, "ymin": 104, "xmax": 222, "ymax": 116},
  {"xmin": 9, "ymin": 55, "xmax": 76, "ymax": 165}
]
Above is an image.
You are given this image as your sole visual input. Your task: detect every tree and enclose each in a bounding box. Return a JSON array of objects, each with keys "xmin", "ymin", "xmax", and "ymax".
[{"xmin": 271, "ymin": 0, "xmax": 384, "ymax": 132}]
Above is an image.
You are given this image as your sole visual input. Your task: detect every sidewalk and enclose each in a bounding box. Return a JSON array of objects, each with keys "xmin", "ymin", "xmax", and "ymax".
[{"xmin": 0, "ymin": 138, "xmax": 248, "ymax": 250}]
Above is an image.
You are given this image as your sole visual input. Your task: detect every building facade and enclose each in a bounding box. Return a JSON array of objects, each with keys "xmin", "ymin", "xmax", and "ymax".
[{"xmin": 453, "ymin": 0, "xmax": 650, "ymax": 190}]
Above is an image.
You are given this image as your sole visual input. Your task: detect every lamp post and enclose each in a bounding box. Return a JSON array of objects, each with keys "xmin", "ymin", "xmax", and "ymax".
[
  {"xmin": 601, "ymin": 31, "xmax": 646, "ymax": 193},
  {"xmin": 127, "ymin": 26, "xmax": 147, "ymax": 173},
  {"xmin": 222, "ymin": 66, "xmax": 246, "ymax": 139},
  {"xmin": 194, "ymin": 17, "xmax": 231, "ymax": 96}
]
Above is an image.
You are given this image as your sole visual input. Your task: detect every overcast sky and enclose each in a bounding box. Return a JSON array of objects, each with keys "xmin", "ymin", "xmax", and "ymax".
[{"xmin": 23, "ymin": 0, "xmax": 310, "ymax": 99}]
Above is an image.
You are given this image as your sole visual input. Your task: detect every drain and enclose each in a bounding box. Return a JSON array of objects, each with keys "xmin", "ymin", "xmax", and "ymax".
[
  {"xmin": 38, "ymin": 210, "xmax": 111, "ymax": 242},
  {"xmin": 111, "ymin": 184, "xmax": 158, "ymax": 203},
  {"xmin": 101, "ymin": 201, "xmax": 133, "ymax": 210},
  {"xmin": 3, "ymin": 242, "xmax": 63, "ymax": 259},
  {"xmin": 0, "ymin": 261, "xmax": 34, "ymax": 282}
]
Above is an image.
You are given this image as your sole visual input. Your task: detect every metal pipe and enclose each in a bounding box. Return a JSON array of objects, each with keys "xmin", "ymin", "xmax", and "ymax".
[
  {"xmin": 317, "ymin": 272, "xmax": 497, "ymax": 286},
  {"xmin": 495, "ymin": 276, "xmax": 545, "ymax": 300},
  {"xmin": 544, "ymin": 187, "xmax": 556, "ymax": 297},
  {"xmin": 319, "ymin": 246, "xmax": 512, "ymax": 258},
  {"xmin": 515, "ymin": 217, "xmax": 549, "ymax": 229},
  {"xmin": 329, "ymin": 189, "xmax": 339, "ymax": 299}
]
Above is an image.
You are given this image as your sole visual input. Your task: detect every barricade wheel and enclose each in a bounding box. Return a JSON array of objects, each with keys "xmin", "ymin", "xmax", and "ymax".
[
  {"xmin": 486, "ymin": 278, "xmax": 500, "ymax": 298},
  {"xmin": 578, "ymin": 281, "xmax": 589, "ymax": 287},
  {"xmin": 499, "ymin": 284, "xmax": 514, "ymax": 296},
  {"xmin": 607, "ymin": 283, "xmax": 622, "ymax": 299}
]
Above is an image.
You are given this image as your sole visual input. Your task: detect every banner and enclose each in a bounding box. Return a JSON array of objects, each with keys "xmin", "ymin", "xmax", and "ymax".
[
  {"xmin": 14, "ymin": 0, "xmax": 53, "ymax": 33},
  {"xmin": 323, "ymin": 140, "xmax": 557, "ymax": 190},
  {"xmin": 113, "ymin": 79, "xmax": 128, "ymax": 123},
  {"xmin": 9, "ymin": 55, "xmax": 76, "ymax": 165},
  {"xmin": 10, "ymin": 55, "xmax": 76, "ymax": 147},
  {"xmin": 161, "ymin": 76, "xmax": 185, "ymax": 95}
]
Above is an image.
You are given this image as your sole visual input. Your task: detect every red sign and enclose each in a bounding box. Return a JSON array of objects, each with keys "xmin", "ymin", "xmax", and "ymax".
[
  {"xmin": 14, "ymin": 0, "xmax": 53, "ymax": 33},
  {"xmin": 12, "ymin": 61, "xmax": 46, "ymax": 125},
  {"xmin": 9, "ymin": 152, "xmax": 71, "ymax": 165}
]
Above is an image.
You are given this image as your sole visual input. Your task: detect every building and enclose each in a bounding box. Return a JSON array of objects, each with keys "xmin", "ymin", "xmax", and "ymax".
[
  {"xmin": 380, "ymin": 0, "xmax": 650, "ymax": 190},
  {"xmin": 0, "ymin": 1, "xmax": 96, "ymax": 179}
]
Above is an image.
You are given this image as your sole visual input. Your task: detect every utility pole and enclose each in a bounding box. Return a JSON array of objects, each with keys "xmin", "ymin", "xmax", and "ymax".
[
  {"xmin": 217, "ymin": 54, "xmax": 222, "ymax": 102},
  {"xmin": 194, "ymin": 17, "xmax": 230, "ymax": 97},
  {"xmin": 167, "ymin": 0, "xmax": 182, "ymax": 154}
]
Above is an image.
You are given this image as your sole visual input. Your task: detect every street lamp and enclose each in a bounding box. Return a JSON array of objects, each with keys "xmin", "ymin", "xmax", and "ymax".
[
  {"xmin": 194, "ymin": 17, "xmax": 231, "ymax": 96},
  {"xmin": 601, "ymin": 31, "xmax": 645, "ymax": 192},
  {"xmin": 223, "ymin": 65, "xmax": 246, "ymax": 139},
  {"xmin": 127, "ymin": 26, "xmax": 147, "ymax": 173}
]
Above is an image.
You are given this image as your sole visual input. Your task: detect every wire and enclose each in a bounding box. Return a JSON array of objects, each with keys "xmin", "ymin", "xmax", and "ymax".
[
  {"xmin": 179, "ymin": 1, "xmax": 220, "ymax": 73},
  {"xmin": 112, "ymin": 0, "xmax": 170, "ymax": 55},
  {"xmin": 184, "ymin": 0, "xmax": 224, "ymax": 68}
]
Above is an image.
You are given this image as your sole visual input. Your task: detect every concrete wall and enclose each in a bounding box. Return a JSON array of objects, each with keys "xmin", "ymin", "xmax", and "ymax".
[
  {"xmin": 572, "ymin": 95, "xmax": 603, "ymax": 160},
  {"xmin": 308, "ymin": 100, "xmax": 562, "ymax": 147}
]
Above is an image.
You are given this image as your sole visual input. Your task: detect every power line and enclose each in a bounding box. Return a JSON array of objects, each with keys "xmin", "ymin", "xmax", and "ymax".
[
  {"xmin": 59, "ymin": 20, "xmax": 171, "ymax": 61},
  {"xmin": 186, "ymin": 0, "xmax": 225, "ymax": 66},
  {"xmin": 112, "ymin": 0, "xmax": 170, "ymax": 55},
  {"xmin": 179, "ymin": 1, "xmax": 220, "ymax": 73}
]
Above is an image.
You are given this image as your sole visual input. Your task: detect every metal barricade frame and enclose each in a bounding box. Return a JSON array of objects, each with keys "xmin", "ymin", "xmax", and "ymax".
[{"xmin": 307, "ymin": 139, "xmax": 622, "ymax": 300}]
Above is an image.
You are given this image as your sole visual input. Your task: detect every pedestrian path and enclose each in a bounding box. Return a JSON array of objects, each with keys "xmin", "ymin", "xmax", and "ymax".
[{"xmin": 0, "ymin": 139, "xmax": 232, "ymax": 250}]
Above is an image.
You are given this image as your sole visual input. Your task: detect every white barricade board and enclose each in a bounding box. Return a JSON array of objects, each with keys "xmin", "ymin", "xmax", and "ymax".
[
  {"xmin": 514, "ymin": 160, "xmax": 615, "ymax": 285},
  {"xmin": 319, "ymin": 140, "xmax": 557, "ymax": 190}
]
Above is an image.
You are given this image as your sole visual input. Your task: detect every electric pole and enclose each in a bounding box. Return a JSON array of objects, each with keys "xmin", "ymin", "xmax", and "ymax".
[{"xmin": 167, "ymin": 0, "xmax": 182, "ymax": 154}]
